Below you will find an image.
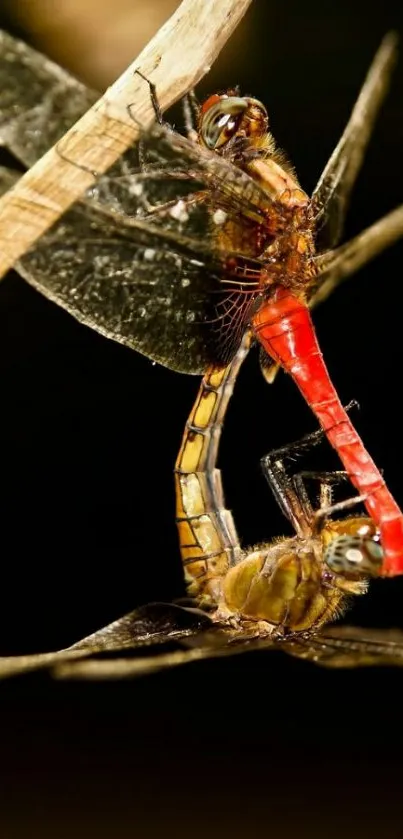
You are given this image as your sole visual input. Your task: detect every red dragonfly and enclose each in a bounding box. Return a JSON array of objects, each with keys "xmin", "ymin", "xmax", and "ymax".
[{"xmin": 1, "ymin": 31, "xmax": 403, "ymax": 573}]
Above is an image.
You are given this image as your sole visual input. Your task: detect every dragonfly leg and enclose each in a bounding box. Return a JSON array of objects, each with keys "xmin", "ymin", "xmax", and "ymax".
[
  {"xmin": 261, "ymin": 398, "xmax": 358, "ymax": 467},
  {"xmin": 55, "ymin": 141, "xmax": 99, "ymax": 178},
  {"xmin": 55, "ymin": 65, "xmax": 172, "ymax": 179},
  {"xmin": 314, "ymin": 491, "xmax": 370, "ymax": 533},
  {"xmin": 288, "ymin": 467, "xmax": 375, "ymax": 540},
  {"xmin": 260, "ymin": 437, "xmax": 324, "ymax": 537},
  {"xmin": 291, "ymin": 469, "xmax": 347, "ymax": 522},
  {"xmin": 132, "ymin": 70, "xmax": 163, "ymax": 124},
  {"xmin": 182, "ymin": 90, "xmax": 200, "ymax": 141},
  {"xmin": 260, "ymin": 402, "xmax": 359, "ymax": 535},
  {"xmin": 128, "ymin": 70, "xmax": 164, "ymax": 171}
]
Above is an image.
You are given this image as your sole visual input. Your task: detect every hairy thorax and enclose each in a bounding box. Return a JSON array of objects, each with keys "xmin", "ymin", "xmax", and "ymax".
[
  {"xmin": 213, "ymin": 131, "xmax": 318, "ymax": 297},
  {"xmin": 216, "ymin": 534, "xmax": 366, "ymax": 633}
]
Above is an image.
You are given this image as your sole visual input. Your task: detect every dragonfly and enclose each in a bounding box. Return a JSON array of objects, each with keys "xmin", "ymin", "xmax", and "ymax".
[
  {"xmin": 175, "ymin": 332, "xmax": 383, "ymax": 633},
  {"xmin": 1, "ymin": 31, "xmax": 403, "ymax": 573},
  {"xmin": 0, "ymin": 335, "xmax": 400, "ymax": 682}
]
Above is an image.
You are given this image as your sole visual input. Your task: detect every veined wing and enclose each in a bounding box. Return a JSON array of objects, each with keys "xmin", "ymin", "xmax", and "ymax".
[
  {"xmin": 0, "ymin": 30, "xmax": 97, "ymax": 167},
  {"xmin": 13, "ymin": 117, "xmax": 275, "ymax": 374},
  {"xmin": 1, "ymin": 604, "xmax": 403, "ymax": 680},
  {"xmin": 47, "ymin": 620, "xmax": 403, "ymax": 676},
  {"xmin": 0, "ymin": 30, "xmax": 275, "ymax": 372},
  {"xmin": 286, "ymin": 624, "xmax": 403, "ymax": 668},
  {"xmin": 0, "ymin": 28, "xmax": 273, "ymax": 226},
  {"xmin": 16, "ymin": 193, "xmax": 265, "ymax": 373}
]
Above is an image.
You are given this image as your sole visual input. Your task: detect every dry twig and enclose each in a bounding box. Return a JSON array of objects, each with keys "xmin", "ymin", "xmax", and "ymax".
[{"xmin": 0, "ymin": 0, "xmax": 253, "ymax": 280}]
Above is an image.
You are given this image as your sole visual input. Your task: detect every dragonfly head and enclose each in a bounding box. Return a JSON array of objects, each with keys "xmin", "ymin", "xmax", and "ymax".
[
  {"xmin": 322, "ymin": 517, "xmax": 383, "ymax": 580},
  {"xmin": 198, "ymin": 92, "xmax": 268, "ymax": 151}
]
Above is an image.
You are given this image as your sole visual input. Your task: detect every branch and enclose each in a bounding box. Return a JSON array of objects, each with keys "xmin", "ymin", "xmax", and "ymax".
[{"xmin": 0, "ymin": 0, "xmax": 253, "ymax": 280}]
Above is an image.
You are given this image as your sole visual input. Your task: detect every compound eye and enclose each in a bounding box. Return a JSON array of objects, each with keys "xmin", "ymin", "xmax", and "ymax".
[
  {"xmin": 199, "ymin": 95, "xmax": 249, "ymax": 149},
  {"xmin": 324, "ymin": 534, "xmax": 383, "ymax": 578}
]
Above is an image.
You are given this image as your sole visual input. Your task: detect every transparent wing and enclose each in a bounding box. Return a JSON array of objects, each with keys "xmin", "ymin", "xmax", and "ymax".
[
  {"xmin": 1, "ymin": 605, "xmax": 403, "ymax": 680},
  {"xmin": 48, "ymin": 621, "xmax": 403, "ymax": 676},
  {"xmin": 0, "ymin": 28, "xmax": 272, "ymax": 223},
  {"xmin": 14, "ymin": 118, "xmax": 274, "ymax": 373},
  {"xmin": 287, "ymin": 625, "xmax": 403, "ymax": 668},
  {"xmin": 0, "ymin": 29, "xmax": 97, "ymax": 166},
  {"xmin": 17, "ymin": 196, "xmax": 247, "ymax": 373},
  {"xmin": 0, "ymin": 31, "xmax": 274, "ymax": 373}
]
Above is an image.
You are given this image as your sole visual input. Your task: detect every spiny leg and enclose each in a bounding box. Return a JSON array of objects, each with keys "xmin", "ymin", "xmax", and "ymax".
[
  {"xmin": 260, "ymin": 402, "xmax": 360, "ymax": 536},
  {"xmin": 129, "ymin": 78, "xmax": 204, "ymax": 213},
  {"xmin": 292, "ymin": 469, "xmax": 368, "ymax": 532},
  {"xmin": 182, "ymin": 89, "xmax": 201, "ymax": 140},
  {"xmin": 314, "ymin": 490, "xmax": 370, "ymax": 531},
  {"xmin": 132, "ymin": 70, "xmax": 163, "ymax": 124},
  {"xmin": 293, "ymin": 469, "xmax": 346, "ymax": 518},
  {"xmin": 260, "ymin": 451, "xmax": 310, "ymax": 538},
  {"xmin": 260, "ymin": 444, "xmax": 347, "ymax": 537},
  {"xmin": 260, "ymin": 429, "xmax": 329, "ymax": 537},
  {"xmin": 59, "ymin": 59, "xmax": 170, "ymax": 177},
  {"xmin": 55, "ymin": 69, "xmax": 165, "ymax": 185},
  {"xmin": 129, "ymin": 70, "xmax": 164, "ymax": 172}
]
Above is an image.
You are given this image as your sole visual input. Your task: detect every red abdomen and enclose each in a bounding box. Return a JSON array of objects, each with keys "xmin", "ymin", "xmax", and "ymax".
[{"xmin": 252, "ymin": 287, "xmax": 403, "ymax": 576}]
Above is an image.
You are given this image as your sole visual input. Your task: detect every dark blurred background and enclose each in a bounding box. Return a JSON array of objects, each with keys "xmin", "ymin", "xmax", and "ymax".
[{"xmin": 1, "ymin": 2, "xmax": 403, "ymax": 837}]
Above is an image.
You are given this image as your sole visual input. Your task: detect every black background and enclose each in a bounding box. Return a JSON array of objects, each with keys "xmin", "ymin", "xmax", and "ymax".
[{"xmin": 1, "ymin": 2, "xmax": 403, "ymax": 837}]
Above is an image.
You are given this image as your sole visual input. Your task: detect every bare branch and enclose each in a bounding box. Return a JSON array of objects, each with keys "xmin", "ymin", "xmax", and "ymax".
[
  {"xmin": 0, "ymin": 0, "xmax": 253, "ymax": 280},
  {"xmin": 312, "ymin": 204, "xmax": 403, "ymax": 307}
]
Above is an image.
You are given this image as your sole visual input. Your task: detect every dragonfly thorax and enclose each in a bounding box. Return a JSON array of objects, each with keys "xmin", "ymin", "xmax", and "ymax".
[
  {"xmin": 219, "ymin": 535, "xmax": 366, "ymax": 633},
  {"xmin": 198, "ymin": 90, "xmax": 318, "ymax": 297}
]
